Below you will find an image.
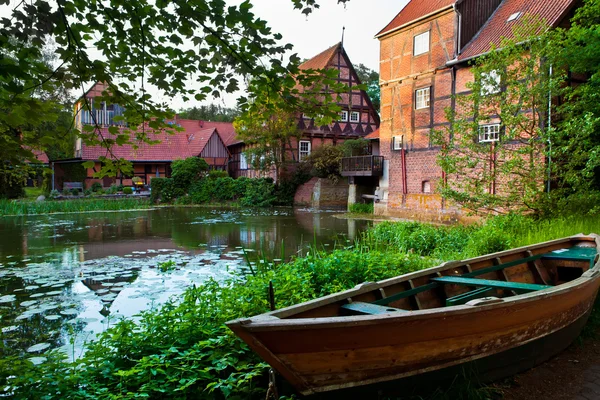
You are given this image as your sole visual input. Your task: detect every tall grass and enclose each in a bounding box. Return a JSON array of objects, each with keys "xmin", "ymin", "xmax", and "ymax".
[{"xmin": 0, "ymin": 198, "xmax": 153, "ymax": 216}]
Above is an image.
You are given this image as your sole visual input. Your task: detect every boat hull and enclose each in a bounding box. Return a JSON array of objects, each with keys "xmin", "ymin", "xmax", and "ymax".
[
  {"xmin": 230, "ymin": 272, "xmax": 600, "ymax": 395},
  {"xmin": 307, "ymin": 304, "xmax": 594, "ymax": 399},
  {"xmin": 227, "ymin": 236, "xmax": 600, "ymax": 395}
]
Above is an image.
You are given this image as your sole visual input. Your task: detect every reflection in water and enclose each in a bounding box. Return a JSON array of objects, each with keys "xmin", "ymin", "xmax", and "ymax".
[{"xmin": 0, "ymin": 207, "xmax": 370, "ymax": 359}]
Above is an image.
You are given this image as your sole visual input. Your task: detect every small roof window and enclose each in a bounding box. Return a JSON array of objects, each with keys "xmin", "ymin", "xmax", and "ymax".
[{"xmin": 507, "ymin": 12, "xmax": 522, "ymax": 22}]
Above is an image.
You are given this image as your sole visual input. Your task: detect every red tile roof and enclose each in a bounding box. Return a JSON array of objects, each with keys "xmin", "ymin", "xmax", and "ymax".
[
  {"xmin": 299, "ymin": 43, "xmax": 341, "ymax": 70},
  {"xmin": 459, "ymin": 0, "xmax": 576, "ymax": 60},
  {"xmin": 376, "ymin": 0, "xmax": 455, "ymax": 38},
  {"xmin": 81, "ymin": 119, "xmax": 233, "ymax": 162},
  {"xmin": 365, "ymin": 128, "xmax": 380, "ymax": 140}
]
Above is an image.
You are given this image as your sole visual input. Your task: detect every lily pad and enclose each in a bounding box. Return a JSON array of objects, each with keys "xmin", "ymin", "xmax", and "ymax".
[
  {"xmin": 20, "ymin": 300, "xmax": 38, "ymax": 307},
  {"xmin": 26, "ymin": 343, "xmax": 51, "ymax": 353},
  {"xmin": 44, "ymin": 315, "xmax": 61, "ymax": 321},
  {"xmin": 2, "ymin": 325, "xmax": 19, "ymax": 333},
  {"xmin": 0, "ymin": 295, "xmax": 16, "ymax": 304},
  {"xmin": 28, "ymin": 357, "xmax": 47, "ymax": 365},
  {"xmin": 60, "ymin": 309, "xmax": 78, "ymax": 316}
]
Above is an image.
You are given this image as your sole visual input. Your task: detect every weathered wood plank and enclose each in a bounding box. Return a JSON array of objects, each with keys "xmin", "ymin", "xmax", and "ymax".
[
  {"xmin": 431, "ymin": 276, "xmax": 551, "ymax": 293},
  {"xmin": 341, "ymin": 302, "xmax": 406, "ymax": 316}
]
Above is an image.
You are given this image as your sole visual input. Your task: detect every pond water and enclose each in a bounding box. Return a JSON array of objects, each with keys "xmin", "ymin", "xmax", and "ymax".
[{"xmin": 0, "ymin": 207, "xmax": 370, "ymax": 361}]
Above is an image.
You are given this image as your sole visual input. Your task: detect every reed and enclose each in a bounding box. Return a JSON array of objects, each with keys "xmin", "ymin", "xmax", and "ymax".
[{"xmin": 0, "ymin": 198, "xmax": 153, "ymax": 216}]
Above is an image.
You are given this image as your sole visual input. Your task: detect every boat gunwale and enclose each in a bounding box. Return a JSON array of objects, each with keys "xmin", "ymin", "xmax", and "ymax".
[{"xmin": 227, "ymin": 234, "xmax": 600, "ymax": 331}]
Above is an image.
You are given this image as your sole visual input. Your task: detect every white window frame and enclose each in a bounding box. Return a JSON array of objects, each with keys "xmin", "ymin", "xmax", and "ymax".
[
  {"xmin": 481, "ymin": 70, "xmax": 501, "ymax": 96},
  {"xmin": 299, "ymin": 140, "xmax": 311, "ymax": 161},
  {"xmin": 415, "ymin": 87, "xmax": 431, "ymax": 109},
  {"xmin": 413, "ymin": 31, "xmax": 430, "ymax": 56},
  {"xmin": 350, "ymin": 111, "xmax": 360, "ymax": 122},
  {"xmin": 340, "ymin": 111, "xmax": 349, "ymax": 122},
  {"xmin": 478, "ymin": 124, "xmax": 501, "ymax": 143},
  {"xmin": 392, "ymin": 135, "xmax": 403, "ymax": 151},
  {"xmin": 239, "ymin": 152, "xmax": 248, "ymax": 170}
]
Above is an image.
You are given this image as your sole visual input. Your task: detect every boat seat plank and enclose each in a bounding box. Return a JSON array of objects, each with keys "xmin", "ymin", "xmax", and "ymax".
[
  {"xmin": 464, "ymin": 254, "xmax": 546, "ymax": 278},
  {"xmin": 340, "ymin": 301, "xmax": 407, "ymax": 315},
  {"xmin": 372, "ymin": 283, "xmax": 438, "ymax": 306},
  {"xmin": 445, "ymin": 287, "xmax": 494, "ymax": 306},
  {"xmin": 542, "ymin": 247, "xmax": 597, "ymax": 269},
  {"xmin": 432, "ymin": 276, "xmax": 552, "ymax": 293}
]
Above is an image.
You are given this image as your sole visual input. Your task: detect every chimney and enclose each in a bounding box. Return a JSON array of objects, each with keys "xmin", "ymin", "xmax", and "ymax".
[{"xmin": 199, "ymin": 120, "xmax": 204, "ymax": 128}]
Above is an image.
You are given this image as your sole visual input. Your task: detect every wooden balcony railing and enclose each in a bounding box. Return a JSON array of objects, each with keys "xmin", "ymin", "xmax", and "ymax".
[{"xmin": 341, "ymin": 155, "xmax": 384, "ymax": 177}]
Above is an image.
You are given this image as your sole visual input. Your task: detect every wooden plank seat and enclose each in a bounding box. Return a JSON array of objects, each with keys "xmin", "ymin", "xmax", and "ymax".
[
  {"xmin": 542, "ymin": 247, "xmax": 597, "ymax": 269},
  {"xmin": 369, "ymin": 250, "xmax": 595, "ymax": 308},
  {"xmin": 445, "ymin": 287, "xmax": 495, "ymax": 306},
  {"xmin": 431, "ymin": 276, "xmax": 551, "ymax": 293},
  {"xmin": 341, "ymin": 301, "xmax": 407, "ymax": 315}
]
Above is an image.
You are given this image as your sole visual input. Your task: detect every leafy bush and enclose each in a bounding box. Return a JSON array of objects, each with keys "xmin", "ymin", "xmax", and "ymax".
[
  {"xmin": 273, "ymin": 163, "xmax": 312, "ymax": 206},
  {"xmin": 188, "ymin": 177, "xmax": 276, "ymax": 207},
  {"xmin": 349, "ymin": 202, "xmax": 374, "ymax": 214},
  {"xmin": 207, "ymin": 169, "xmax": 228, "ymax": 179},
  {"xmin": 171, "ymin": 157, "xmax": 209, "ymax": 193},
  {"xmin": 48, "ymin": 189, "xmax": 60, "ymax": 199},
  {"xmin": 84, "ymin": 188, "xmax": 92, "ymax": 196},
  {"xmin": 91, "ymin": 182, "xmax": 102, "ymax": 192},
  {"xmin": 534, "ymin": 190, "xmax": 600, "ymax": 218},
  {"xmin": 122, "ymin": 187, "xmax": 133, "ymax": 195},
  {"xmin": 151, "ymin": 178, "xmax": 175, "ymax": 203},
  {"xmin": 70, "ymin": 188, "xmax": 80, "ymax": 196},
  {"xmin": 304, "ymin": 144, "xmax": 344, "ymax": 182},
  {"xmin": 341, "ymin": 138, "xmax": 371, "ymax": 156}
]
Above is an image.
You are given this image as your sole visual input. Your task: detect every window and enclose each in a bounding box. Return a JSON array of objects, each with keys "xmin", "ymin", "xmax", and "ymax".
[
  {"xmin": 507, "ymin": 12, "xmax": 522, "ymax": 22},
  {"xmin": 350, "ymin": 111, "xmax": 360, "ymax": 122},
  {"xmin": 299, "ymin": 141, "xmax": 311, "ymax": 161},
  {"xmin": 422, "ymin": 181, "xmax": 431, "ymax": 193},
  {"xmin": 413, "ymin": 31, "xmax": 430, "ymax": 56},
  {"xmin": 415, "ymin": 87, "xmax": 430, "ymax": 109},
  {"xmin": 340, "ymin": 111, "xmax": 348, "ymax": 122},
  {"xmin": 392, "ymin": 135, "xmax": 403, "ymax": 151},
  {"xmin": 239, "ymin": 153, "xmax": 248, "ymax": 169},
  {"xmin": 481, "ymin": 70, "xmax": 501, "ymax": 96},
  {"xmin": 478, "ymin": 124, "xmax": 501, "ymax": 143}
]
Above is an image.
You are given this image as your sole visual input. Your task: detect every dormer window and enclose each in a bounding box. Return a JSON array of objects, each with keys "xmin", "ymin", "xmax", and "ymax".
[{"xmin": 413, "ymin": 31, "xmax": 430, "ymax": 56}]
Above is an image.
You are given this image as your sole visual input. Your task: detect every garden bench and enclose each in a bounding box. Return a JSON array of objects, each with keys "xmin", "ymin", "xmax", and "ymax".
[{"xmin": 63, "ymin": 182, "xmax": 83, "ymax": 193}]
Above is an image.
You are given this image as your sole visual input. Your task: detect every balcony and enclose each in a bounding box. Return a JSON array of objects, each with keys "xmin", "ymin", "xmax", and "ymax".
[{"xmin": 341, "ymin": 155, "xmax": 384, "ymax": 177}]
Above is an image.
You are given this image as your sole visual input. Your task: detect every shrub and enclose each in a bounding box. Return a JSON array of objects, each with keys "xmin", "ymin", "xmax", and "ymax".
[
  {"xmin": 62, "ymin": 187, "xmax": 70, "ymax": 196},
  {"xmin": 48, "ymin": 189, "xmax": 60, "ymax": 199},
  {"xmin": 91, "ymin": 182, "xmax": 103, "ymax": 192},
  {"xmin": 70, "ymin": 188, "xmax": 80, "ymax": 196},
  {"xmin": 241, "ymin": 178, "xmax": 276, "ymax": 207},
  {"xmin": 151, "ymin": 178, "xmax": 175, "ymax": 203},
  {"xmin": 273, "ymin": 163, "xmax": 312, "ymax": 206},
  {"xmin": 84, "ymin": 188, "xmax": 92, "ymax": 196},
  {"xmin": 122, "ymin": 187, "xmax": 133, "ymax": 195},
  {"xmin": 341, "ymin": 138, "xmax": 371, "ymax": 156},
  {"xmin": 207, "ymin": 169, "xmax": 228, "ymax": 179},
  {"xmin": 349, "ymin": 202, "xmax": 374, "ymax": 214},
  {"xmin": 187, "ymin": 177, "xmax": 276, "ymax": 206},
  {"xmin": 304, "ymin": 144, "xmax": 344, "ymax": 182},
  {"xmin": 171, "ymin": 157, "xmax": 209, "ymax": 193}
]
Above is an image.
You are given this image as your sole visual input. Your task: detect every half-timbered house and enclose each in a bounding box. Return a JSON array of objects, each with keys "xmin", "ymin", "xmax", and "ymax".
[{"xmin": 228, "ymin": 42, "xmax": 380, "ymax": 179}]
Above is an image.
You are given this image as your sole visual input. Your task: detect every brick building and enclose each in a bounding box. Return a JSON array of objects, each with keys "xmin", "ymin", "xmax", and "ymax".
[
  {"xmin": 228, "ymin": 42, "xmax": 380, "ymax": 180},
  {"xmin": 375, "ymin": 0, "xmax": 577, "ymax": 222}
]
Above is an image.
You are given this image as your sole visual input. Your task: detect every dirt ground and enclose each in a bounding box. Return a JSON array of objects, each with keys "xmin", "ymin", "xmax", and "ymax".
[{"xmin": 496, "ymin": 335, "xmax": 600, "ymax": 400}]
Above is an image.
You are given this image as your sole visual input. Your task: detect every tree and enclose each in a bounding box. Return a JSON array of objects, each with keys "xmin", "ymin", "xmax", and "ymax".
[
  {"xmin": 355, "ymin": 63, "xmax": 380, "ymax": 112},
  {"xmin": 178, "ymin": 104, "xmax": 239, "ymax": 122},
  {"xmin": 1, "ymin": 0, "xmax": 350, "ymax": 178},
  {"xmin": 433, "ymin": 19, "xmax": 564, "ymax": 214},
  {"xmin": 549, "ymin": 0, "xmax": 600, "ymax": 192}
]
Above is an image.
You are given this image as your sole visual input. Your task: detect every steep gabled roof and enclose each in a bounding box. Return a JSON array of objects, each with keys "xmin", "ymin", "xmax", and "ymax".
[
  {"xmin": 376, "ymin": 0, "xmax": 455, "ymax": 38},
  {"xmin": 298, "ymin": 43, "xmax": 341, "ymax": 70},
  {"xmin": 458, "ymin": 0, "xmax": 576, "ymax": 60},
  {"xmin": 80, "ymin": 120, "xmax": 233, "ymax": 162}
]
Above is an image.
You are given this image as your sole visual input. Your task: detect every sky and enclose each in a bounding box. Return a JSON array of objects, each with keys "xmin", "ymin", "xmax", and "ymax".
[{"xmin": 165, "ymin": 0, "xmax": 410, "ymax": 110}]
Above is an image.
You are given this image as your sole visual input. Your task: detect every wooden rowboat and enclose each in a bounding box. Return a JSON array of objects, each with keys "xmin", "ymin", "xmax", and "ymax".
[{"xmin": 226, "ymin": 235, "xmax": 600, "ymax": 396}]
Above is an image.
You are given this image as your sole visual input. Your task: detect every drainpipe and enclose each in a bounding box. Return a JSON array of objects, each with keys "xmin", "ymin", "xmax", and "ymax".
[
  {"xmin": 547, "ymin": 65, "xmax": 553, "ymax": 194},
  {"xmin": 401, "ymin": 147, "xmax": 407, "ymax": 195},
  {"xmin": 51, "ymin": 162, "xmax": 55, "ymax": 192},
  {"xmin": 453, "ymin": 3, "xmax": 463, "ymax": 56}
]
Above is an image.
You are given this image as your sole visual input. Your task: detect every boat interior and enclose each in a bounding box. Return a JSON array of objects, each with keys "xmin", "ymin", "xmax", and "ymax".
[{"xmin": 280, "ymin": 238, "xmax": 599, "ymax": 319}]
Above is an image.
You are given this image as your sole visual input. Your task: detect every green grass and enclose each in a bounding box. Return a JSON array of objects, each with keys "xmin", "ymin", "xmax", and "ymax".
[
  {"xmin": 0, "ymin": 198, "xmax": 153, "ymax": 216},
  {"xmin": 349, "ymin": 202, "xmax": 374, "ymax": 214},
  {"xmin": 23, "ymin": 187, "xmax": 43, "ymax": 199}
]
